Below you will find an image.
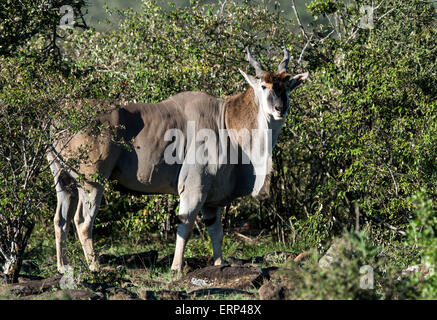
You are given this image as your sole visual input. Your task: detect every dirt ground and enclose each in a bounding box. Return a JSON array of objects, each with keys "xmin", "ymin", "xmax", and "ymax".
[{"xmin": 0, "ymin": 251, "xmax": 303, "ymax": 300}]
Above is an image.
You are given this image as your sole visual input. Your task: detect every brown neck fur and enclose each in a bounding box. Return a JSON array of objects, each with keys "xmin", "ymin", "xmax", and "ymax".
[{"xmin": 224, "ymin": 86, "xmax": 259, "ymax": 133}]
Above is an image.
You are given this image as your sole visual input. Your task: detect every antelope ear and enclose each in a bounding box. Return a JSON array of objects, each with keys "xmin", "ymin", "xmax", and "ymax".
[
  {"xmin": 294, "ymin": 72, "xmax": 309, "ymax": 81},
  {"xmin": 288, "ymin": 72, "xmax": 309, "ymax": 90},
  {"xmin": 239, "ymin": 69, "xmax": 258, "ymax": 88}
]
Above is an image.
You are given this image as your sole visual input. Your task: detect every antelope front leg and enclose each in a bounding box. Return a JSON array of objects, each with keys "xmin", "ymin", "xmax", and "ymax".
[
  {"xmin": 202, "ymin": 206, "xmax": 224, "ymax": 266},
  {"xmin": 171, "ymin": 190, "xmax": 205, "ymax": 274}
]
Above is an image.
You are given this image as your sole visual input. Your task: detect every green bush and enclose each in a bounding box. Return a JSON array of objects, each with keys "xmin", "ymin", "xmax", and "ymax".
[
  {"xmin": 60, "ymin": 0, "xmax": 312, "ymax": 240},
  {"xmin": 1, "ymin": 1, "xmax": 436, "ymax": 288},
  {"xmin": 284, "ymin": 231, "xmax": 382, "ymax": 300},
  {"xmin": 58, "ymin": 0, "xmax": 437, "ymax": 245},
  {"xmin": 402, "ymin": 190, "xmax": 437, "ymax": 299},
  {"xmin": 0, "ymin": 53, "xmax": 88, "ymax": 281},
  {"xmin": 265, "ymin": 0, "xmax": 437, "ymax": 243},
  {"xmin": 306, "ymin": 0, "xmax": 340, "ymax": 16}
]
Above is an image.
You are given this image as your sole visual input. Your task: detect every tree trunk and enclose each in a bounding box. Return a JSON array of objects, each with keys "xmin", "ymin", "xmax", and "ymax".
[
  {"xmin": 3, "ymin": 256, "xmax": 23, "ymax": 283},
  {"xmin": 1, "ymin": 222, "xmax": 34, "ymax": 283}
]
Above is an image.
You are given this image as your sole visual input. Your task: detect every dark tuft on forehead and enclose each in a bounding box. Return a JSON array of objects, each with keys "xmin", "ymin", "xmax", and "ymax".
[{"xmin": 263, "ymin": 72, "xmax": 292, "ymax": 84}]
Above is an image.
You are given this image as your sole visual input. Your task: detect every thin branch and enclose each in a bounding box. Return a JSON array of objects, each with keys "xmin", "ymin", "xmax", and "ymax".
[
  {"xmin": 298, "ymin": 34, "xmax": 313, "ymax": 65},
  {"xmin": 377, "ymin": 8, "xmax": 395, "ymax": 21},
  {"xmin": 374, "ymin": 0, "xmax": 387, "ymax": 10},
  {"xmin": 291, "ymin": 0, "xmax": 309, "ymax": 40},
  {"xmin": 385, "ymin": 164, "xmax": 399, "ymax": 197},
  {"xmin": 234, "ymin": 232, "xmax": 258, "ymax": 245},
  {"xmin": 219, "ymin": 0, "xmax": 228, "ymax": 16},
  {"xmin": 319, "ymin": 29, "xmax": 335, "ymax": 44},
  {"xmin": 365, "ymin": 213, "xmax": 406, "ymax": 236}
]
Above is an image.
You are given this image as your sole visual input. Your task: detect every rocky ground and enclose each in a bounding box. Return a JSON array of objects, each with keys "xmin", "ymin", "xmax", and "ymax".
[
  {"xmin": 2, "ymin": 237, "xmax": 430, "ymax": 300},
  {"xmin": 0, "ymin": 250, "xmax": 306, "ymax": 300}
]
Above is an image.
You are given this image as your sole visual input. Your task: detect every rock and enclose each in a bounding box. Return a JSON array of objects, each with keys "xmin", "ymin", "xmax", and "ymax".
[
  {"xmin": 138, "ymin": 289, "xmax": 188, "ymax": 300},
  {"xmin": 183, "ymin": 256, "xmax": 214, "ymax": 274},
  {"xmin": 81, "ymin": 281, "xmax": 116, "ymax": 295},
  {"xmin": 157, "ymin": 255, "xmax": 214, "ymax": 272},
  {"xmin": 138, "ymin": 289, "xmax": 157, "ymax": 300},
  {"xmin": 258, "ymin": 282, "xmax": 286, "ymax": 300},
  {"xmin": 1, "ymin": 275, "xmax": 62, "ymax": 297},
  {"xmin": 108, "ymin": 287, "xmax": 137, "ymax": 300},
  {"xmin": 24, "ymin": 289, "xmax": 104, "ymax": 300},
  {"xmin": 170, "ymin": 265, "xmax": 266, "ymax": 291},
  {"xmin": 189, "ymin": 288, "xmax": 255, "ymax": 299},
  {"xmin": 318, "ymin": 238, "xmax": 351, "ymax": 269},
  {"xmin": 227, "ymin": 256, "xmax": 264, "ymax": 267}
]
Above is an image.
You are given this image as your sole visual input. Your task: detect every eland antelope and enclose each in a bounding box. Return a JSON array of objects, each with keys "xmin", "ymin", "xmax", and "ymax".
[{"xmin": 48, "ymin": 47, "xmax": 308, "ymax": 274}]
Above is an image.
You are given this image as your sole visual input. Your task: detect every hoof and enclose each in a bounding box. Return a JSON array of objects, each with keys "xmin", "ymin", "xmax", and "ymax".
[
  {"xmin": 170, "ymin": 268, "xmax": 183, "ymax": 280},
  {"xmin": 58, "ymin": 266, "xmax": 67, "ymax": 274},
  {"xmin": 89, "ymin": 261, "xmax": 100, "ymax": 272},
  {"xmin": 213, "ymin": 258, "xmax": 224, "ymax": 266}
]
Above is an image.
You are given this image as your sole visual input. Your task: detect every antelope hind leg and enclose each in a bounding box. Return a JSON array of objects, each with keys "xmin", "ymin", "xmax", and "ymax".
[
  {"xmin": 48, "ymin": 153, "xmax": 78, "ymax": 273},
  {"xmin": 74, "ymin": 182, "xmax": 103, "ymax": 272}
]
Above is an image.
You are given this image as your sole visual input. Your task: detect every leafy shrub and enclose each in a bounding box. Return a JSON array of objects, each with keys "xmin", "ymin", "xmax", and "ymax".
[
  {"xmin": 54, "ymin": 0, "xmax": 437, "ymax": 246},
  {"xmin": 59, "ymin": 0, "xmax": 312, "ymax": 240},
  {"xmin": 402, "ymin": 190, "xmax": 436, "ymax": 299},
  {"xmin": 263, "ymin": 0, "xmax": 437, "ymax": 243},
  {"xmin": 1, "ymin": 1, "xmax": 436, "ymax": 287},
  {"xmin": 306, "ymin": 0, "xmax": 340, "ymax": 16}
]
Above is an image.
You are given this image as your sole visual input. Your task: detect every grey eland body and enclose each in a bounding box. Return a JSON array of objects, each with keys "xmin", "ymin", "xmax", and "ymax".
[{"xmin": 48, "ymin": 47, "xmax": 308, "ymax": 274}]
